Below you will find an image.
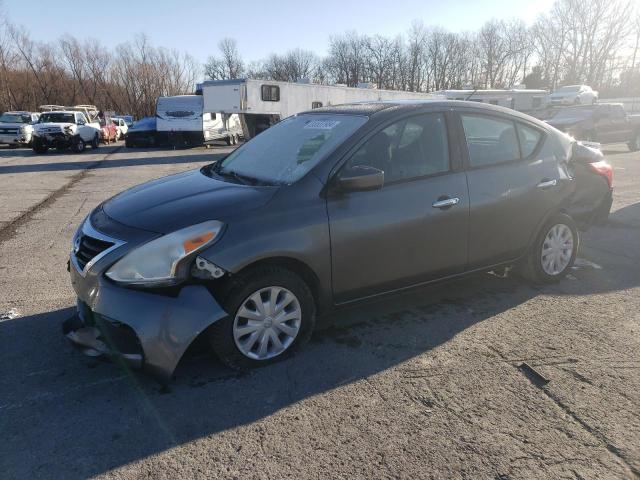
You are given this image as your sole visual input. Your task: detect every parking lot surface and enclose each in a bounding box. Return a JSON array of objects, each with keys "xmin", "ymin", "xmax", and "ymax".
[{"xmin": 0, "ymin": 142, "xmax": 638, "ymax": 479}]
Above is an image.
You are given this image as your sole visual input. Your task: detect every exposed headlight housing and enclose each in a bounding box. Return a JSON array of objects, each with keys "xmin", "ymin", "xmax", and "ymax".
[{"xmin": 105, "ymin": 220, "xmax": 224, "ymax": 286}]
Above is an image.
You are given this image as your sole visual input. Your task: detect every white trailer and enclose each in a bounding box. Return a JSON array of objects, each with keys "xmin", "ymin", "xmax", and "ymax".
[
  {"xmin": 437, "ymin": 88, "xmax": 549, "ymax": 114},
  {"xmin": 156, "ymin": 95, "xmax": 242, "ymax": 147},
  {"xmin": 199, "ymin": 79, "xmax": 442, "ymax": 138}
]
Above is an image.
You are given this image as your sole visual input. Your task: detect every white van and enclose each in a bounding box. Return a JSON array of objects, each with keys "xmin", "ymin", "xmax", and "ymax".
[{"xmin": 156, "ymin": 95, "xmax": 242, "ymax": 147}]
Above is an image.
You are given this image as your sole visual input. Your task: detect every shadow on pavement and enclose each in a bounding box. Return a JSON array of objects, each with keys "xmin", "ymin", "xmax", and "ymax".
[{"xmin": 2, "ymin": 243, "xmax": 639, "ymax": 480}]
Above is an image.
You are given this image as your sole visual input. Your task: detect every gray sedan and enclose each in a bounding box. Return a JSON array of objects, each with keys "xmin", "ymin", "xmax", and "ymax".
[{"xmin": 65, "ymin": 100, "xmax": 602, "ymax": 381}]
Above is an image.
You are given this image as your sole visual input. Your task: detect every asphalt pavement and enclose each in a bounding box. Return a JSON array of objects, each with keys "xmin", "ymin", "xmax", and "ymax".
[{"xmin": 0, "ymin": 141, "xmax": 638, "ymax": 479}]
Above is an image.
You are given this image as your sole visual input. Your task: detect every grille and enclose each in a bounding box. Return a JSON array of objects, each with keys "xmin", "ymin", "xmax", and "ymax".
[
  {"xmin": 0, "ymin": 128, "xmax": 19, "ymax": 134},
  {"xmin": 75, "ymin": 234, "xmax": 114, "ymax": 271}
]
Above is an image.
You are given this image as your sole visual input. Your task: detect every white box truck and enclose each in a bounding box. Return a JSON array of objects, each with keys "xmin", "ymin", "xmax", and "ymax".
[{"xmin": 156, "ymin": 95, "xmax": 242, "ymax": 147}]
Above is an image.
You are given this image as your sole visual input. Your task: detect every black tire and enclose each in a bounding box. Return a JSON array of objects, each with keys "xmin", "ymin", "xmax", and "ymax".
[
  {"xmin": 71, "ymin": 137, "xmax": 85, "ymax": 153},
  {"xmin": 518, "ymin": 213, "xmax": 579, "ymax": 284},
  {"xmin": 32, "ymin": 138, "xmax": 48, "ymax": 154},
  {"xmin": 574, "ymin": 97, "xmax": 581, "ymax": 105},
  {"xmin": 208, "ymin": 265, "xmax": 316, "ymax": 370},
  {"xmin": 91, "ymin": 134, "xmax": 100, "ymax": 149},
  {"xmin": 125, "ymin": 138, "xmax": 132, "ymax": 148},
  {"xmin": 628, "ymin": 132, "xmax": 640, "ymax": 152}
]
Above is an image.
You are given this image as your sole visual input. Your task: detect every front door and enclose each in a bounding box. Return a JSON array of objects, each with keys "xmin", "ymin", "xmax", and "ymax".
[{"xmin": 327, "ymin": 112, "xmax": 469, "ymax": 304}]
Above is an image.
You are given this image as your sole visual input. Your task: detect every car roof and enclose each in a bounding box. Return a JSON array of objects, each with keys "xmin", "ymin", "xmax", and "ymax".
[{"xmin": 303, "ymin": 99, "xmax": 532, "ymax": 119}]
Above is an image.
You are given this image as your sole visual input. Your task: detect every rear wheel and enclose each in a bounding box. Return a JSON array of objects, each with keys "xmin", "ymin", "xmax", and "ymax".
[
  {"xmin": 225, "ymin": 135, "xmax": 232, "ymax": 146},
  {"xmin": 208, "ymin": 266, "xmax": 316, "ymax": 370},
  {"xmin": 519, "ymin": 213, "xmax": 578, "ymax": 284}
]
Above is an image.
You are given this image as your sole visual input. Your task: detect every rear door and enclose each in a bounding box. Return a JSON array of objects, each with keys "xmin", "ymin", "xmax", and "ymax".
[
  {"xmin": 327, "ymin": 111, "xmax": 469, "ymax": 303},
  {"xmin": 458, "ymin": 111, "xmax": 568, "ymax": 268}
]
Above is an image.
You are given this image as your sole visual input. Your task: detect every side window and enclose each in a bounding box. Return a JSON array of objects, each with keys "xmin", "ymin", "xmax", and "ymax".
[
  {"xmin": 311, "ymin": 101, "xmax": 323, "ymax": 109},
  {"xmin": 261, "ymin": 85, "xmax": 280, "ymax": 102},
  {"xmin": 516, "ymin": 123, "xmax": 542, "ymax": 158},
  {"xmin": 461, "ymin": 114, "xmax": 520, "ymax": 167},
  {"xmin": 345, "ymin": 113, "xmax": 450, "ymax": 183}
]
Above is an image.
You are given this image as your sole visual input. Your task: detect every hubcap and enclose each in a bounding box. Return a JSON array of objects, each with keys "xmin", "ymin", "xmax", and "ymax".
[
  {"xmin": 541, "ymin": 224, "xmax": 574, "ymax": 275},
  {"xmin": 233, "ymin": 286, "xmax": 302, "ymax": 360}
]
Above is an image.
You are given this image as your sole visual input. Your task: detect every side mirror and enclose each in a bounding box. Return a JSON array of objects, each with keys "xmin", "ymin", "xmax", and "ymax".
[
  {"xmin": 334, "ymin": 165, "xmax": 384, "ymax": 193},
  {"xmin": 77, "ymin": 120, "xmax": 85, "ymax": 126}
]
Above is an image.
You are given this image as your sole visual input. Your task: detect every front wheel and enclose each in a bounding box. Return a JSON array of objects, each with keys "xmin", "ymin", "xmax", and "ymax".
[
  {"xmin": 208, "ymin": 266, "xmax": 316, "ymax": 370},
  {"xmin": 518, "ymin": 213, "xmax": 578, "ymax": 284},
  {"xmin": 71, "ymin": 137, "xmax": 86, "ymax": 153},
  {"xmin": 32, "ymin": 138, "xmax": 48, "ymax": 154},
  {"xmin": 91, "ymin": 134, "xmax": 100, "ymax": 149}
]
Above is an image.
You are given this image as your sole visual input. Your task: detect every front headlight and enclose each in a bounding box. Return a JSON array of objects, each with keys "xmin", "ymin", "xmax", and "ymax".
[
  {"xmin": 20, "ymin": 126, "xmax": 28, "ymax": 133},
  {"xmin": 105, "ymin": 220, "xmax": 224, "ymax": 286}
]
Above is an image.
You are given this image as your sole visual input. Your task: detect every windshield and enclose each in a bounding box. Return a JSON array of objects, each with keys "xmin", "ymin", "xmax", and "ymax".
[
  {"xmin": 215, "ymin": 114, "xmax": 368, "ymax": 185},
  {"xmin": 0, "ymin": 113, "xmax": 31, "ymax": 123},
  {"xmin": 552, "ymin": 107, "xmax": 595, "ymax": 120},
  {"xmin": 39, "ymin": 113, "xmax": 75, "ymax": 124}
]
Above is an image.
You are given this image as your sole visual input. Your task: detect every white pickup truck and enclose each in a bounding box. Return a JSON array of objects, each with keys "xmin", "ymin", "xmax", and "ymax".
[
  {"xmin": 0, "ymin": 111, "xmax": 40, "ymax": 147},
  {"xmin": 32, "ymin": 110, "xmax": 102, "ymax": 153},
  {"xmin": 112, "ymin": 117, "xmax": 129, "ymax": 140}
]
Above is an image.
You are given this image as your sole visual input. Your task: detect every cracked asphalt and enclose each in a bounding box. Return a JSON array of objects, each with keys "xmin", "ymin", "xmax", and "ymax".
[{"xmin": 0, "ymin": 141, "xmax": 638, "ymax": 479}]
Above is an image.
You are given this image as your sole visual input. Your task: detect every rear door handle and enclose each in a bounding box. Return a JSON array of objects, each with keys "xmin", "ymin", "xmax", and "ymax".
[
  {"xmin": 537, "ymin": 179, "xmax": 558, "ymax": 189},
  {"xmin": 432, "ymin": 197, "xmax": 460, "ymax": 209}
]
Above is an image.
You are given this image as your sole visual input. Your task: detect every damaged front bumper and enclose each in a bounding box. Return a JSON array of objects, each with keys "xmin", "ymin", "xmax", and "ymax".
[{"xmin": 64, "ymin": 211, "xmax": 229, "ymax": 382}]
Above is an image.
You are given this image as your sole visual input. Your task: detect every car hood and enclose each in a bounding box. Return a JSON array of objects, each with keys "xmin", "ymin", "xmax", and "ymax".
[
  {"xmin": 102, "ymin": 169, "xmax": 278, "ymax": 233},
  {"xmin": 34, "ymin": 122, "xmax": 74, "ymax": 131},
  {"xmin": 0, "ymin": 122, "xmax": 29, "ymax": 129}
]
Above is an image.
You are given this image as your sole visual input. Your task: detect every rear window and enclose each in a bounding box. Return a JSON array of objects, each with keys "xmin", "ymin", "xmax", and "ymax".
[
  {"xmin": 461, "ymin": 114, "xmax": 519, "ymax": 167},
  {"xmin": 517, "ymin": 123, "xmax": 542, "ymax": 157}
]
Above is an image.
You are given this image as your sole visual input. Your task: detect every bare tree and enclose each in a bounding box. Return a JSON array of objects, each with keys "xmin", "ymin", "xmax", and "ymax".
[{"xmin": 204, "ymin": 38, "xmax": 244, "ymax": 80}]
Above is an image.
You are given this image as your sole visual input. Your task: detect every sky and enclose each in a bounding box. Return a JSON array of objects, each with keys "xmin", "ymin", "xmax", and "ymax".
[{"xmin": 4, "ymin": 0, "xmax": 555, "ymax": 63}]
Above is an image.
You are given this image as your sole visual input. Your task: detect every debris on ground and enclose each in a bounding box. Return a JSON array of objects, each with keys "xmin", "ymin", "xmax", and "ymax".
[{"xmin": 0, "ymin": 308, "xmax": 20, "ymax": 321}]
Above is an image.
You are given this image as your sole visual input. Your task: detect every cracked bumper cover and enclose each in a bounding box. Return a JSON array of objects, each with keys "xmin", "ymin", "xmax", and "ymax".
[{"xmin": 66, "ymin": 259, "xmax": 228, "ymax": 381}]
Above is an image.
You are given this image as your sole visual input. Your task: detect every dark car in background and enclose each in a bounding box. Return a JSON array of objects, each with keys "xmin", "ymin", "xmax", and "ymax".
[
  {"xmin": 546, "ymin": 103, "xmax": 640, "ymax": 151},
  {"xmin": 64, "ymin": 100, "xmax": 612, "ymax": 382},
  {"xmin": 124, "ymin": 116, "xmax": 168, "ymax": 148}
]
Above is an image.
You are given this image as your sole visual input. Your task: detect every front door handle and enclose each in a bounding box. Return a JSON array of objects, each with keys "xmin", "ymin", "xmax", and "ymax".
[
  {"xmin": 432, "ymin": 197, "xmax": 460, "ymax": 209},
  {"xmin": 537, "ymin": 179, "xmax": 558, "ymax": 189}
]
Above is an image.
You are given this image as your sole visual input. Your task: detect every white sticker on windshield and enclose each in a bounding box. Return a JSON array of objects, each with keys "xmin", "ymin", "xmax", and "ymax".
[{"xmin": 304, "ymin": 120, "xmax": 341, "ymax": 130}]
